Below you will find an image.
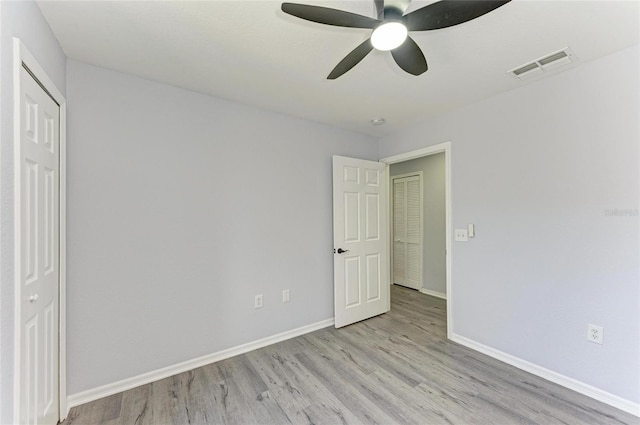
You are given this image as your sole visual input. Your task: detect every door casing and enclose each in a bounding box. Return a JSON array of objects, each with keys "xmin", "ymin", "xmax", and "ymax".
[
  {"xmin": 13, "ymin": 37, "xmax": 68, "ymax": 423},
  {"xmin": 380, "ymin": 142, "xmax": 452, "ymax": 338}
]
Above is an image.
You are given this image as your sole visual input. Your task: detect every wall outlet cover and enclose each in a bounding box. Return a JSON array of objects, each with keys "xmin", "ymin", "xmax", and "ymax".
[
  {"xmin": 455, "ymin": 228, "xmax": 469, "ymax": 242},
  {"xmin": 254, "ymin": 294, "xmax": 263, "ymax": 309},
  {"xmin": 587, "ymin": 324, "xmax": 603, "ymax": 344}
]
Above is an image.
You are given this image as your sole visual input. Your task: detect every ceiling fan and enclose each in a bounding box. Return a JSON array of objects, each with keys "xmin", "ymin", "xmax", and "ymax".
[{"xmin": 281, "ymin": 0, "xmax": 511, "ymax": 79}]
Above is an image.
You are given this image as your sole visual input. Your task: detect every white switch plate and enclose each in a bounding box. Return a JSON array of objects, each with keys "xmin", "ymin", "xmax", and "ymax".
[
  {"xmin": 282, "ymin": 289, "xmax": 290, "ymax": 303},
  {"xmin": 455, "ymin": 228, "xmax": 469, "ymax": 242}
]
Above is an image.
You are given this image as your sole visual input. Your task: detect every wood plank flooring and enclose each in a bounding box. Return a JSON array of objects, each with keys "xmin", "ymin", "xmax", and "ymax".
[{"xmin": 63, "ymin": 286, "xmax": 638, "ymax": 425}]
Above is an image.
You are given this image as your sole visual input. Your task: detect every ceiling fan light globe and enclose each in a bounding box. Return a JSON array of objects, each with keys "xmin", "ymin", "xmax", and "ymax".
[{"xmin": 371, "ymin": 21, "xmax": 408, "ymax": 51}]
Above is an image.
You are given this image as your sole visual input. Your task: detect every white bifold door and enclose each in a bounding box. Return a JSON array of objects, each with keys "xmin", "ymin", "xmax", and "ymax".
[
  {"xmin": 392, "ymin": 175, "xmax": 422, "ymax": 290},
  {"xmin": 18, "ymin": 64, "xmax": 60, "ymax": 425},
  {"xmin": 333, "ymin": 156, "xmax": 389, "ymax": 328}
]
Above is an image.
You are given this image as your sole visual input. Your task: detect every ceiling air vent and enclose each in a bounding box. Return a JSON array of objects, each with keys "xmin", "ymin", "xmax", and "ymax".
[{"xmin": 508, "ymin": 47, "xmax": 576, "ymax": 80}]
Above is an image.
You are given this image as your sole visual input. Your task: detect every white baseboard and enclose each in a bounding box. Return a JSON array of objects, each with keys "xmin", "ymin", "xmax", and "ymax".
[
  {"xmin": 450, "ymin": 333, "xmax": 640, "ymax": 417},
  {"xmin": 419, "ymin": 288, "xmax": 447, "ymax": 300},
  {"xmin": 67, "ymin": 318, "xmax": 335, "ymax": 409}
]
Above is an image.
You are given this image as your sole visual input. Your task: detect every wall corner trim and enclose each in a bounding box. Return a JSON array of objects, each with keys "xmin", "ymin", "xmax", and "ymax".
[
  {"xmin": 450, "ymin": 333, "xmax": 640, "ymax": 417},
  {"xmin": 67, "ymin": 318, "xmax": 335, "ymax": 409}
]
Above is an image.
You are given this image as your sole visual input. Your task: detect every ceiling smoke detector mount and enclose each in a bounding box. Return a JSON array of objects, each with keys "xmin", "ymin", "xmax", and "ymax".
[{"xmin": 508, "ymin": 47, "xmax": 577, "ymax": 80}]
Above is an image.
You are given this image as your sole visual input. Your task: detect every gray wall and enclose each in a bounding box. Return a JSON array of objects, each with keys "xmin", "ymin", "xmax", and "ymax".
[
  {"xmin": 390, "ymin": 153, "xmax": 446, "ymax": 296},
  {"xmin": 65, "ymin": 61, "xmax": 378, "ymax": 395},
  {"xmin": 0, "ymin": 1, "xmax": 66, "ymax": 422},
  {"xmin": 379, "ymin": 45, "xmax": 640, "ymax": 404}
]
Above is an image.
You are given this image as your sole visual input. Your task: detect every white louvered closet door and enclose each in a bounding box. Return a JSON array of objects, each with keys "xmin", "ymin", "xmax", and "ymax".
[{"xmin": 393, "ymin": 175, "xmax": 422, "ymax": 290}]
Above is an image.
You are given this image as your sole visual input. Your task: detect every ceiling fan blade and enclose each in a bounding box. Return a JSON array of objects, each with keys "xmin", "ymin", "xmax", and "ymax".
[
  {"xmin": 281, "ymin": 3, "xmax": 380, "ymax": 28},
  {"xmin": 327, "ymin": 39, "xmax": 374, "ymax": 79},
  {"xmin": 391, "ymin": 36, "xmax": 428, "ymax": 76},
  {"xmin": 404, "ymin": 0, "xmax": 511, "ymax": 31}
]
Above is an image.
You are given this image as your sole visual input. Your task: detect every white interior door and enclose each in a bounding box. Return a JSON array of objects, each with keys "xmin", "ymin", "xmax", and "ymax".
[
  {"xmin": 392, "ymin": 175, "xmax": 422, "ymax": 290},
  {"xmin": 18, "ymin": 64, "xmax": 60, "ymax": 425},
  {"xmin": 333, "ymin": 156, "xmax": 389, "ymax": 328}
]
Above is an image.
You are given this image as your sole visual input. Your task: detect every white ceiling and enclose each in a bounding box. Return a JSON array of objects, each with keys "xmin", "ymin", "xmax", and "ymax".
[{"xmin": 37, "ymin": 0, "xmax": 639, "ymax": 136}]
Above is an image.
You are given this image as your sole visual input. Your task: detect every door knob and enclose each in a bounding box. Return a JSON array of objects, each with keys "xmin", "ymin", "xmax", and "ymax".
[
  {"xmin": 29, "ymin": 293, "xmax": 39, "ymax": 303},
  {"xmin": 336, "ymin": 248, "xmax": 349, "ymax": 254}
]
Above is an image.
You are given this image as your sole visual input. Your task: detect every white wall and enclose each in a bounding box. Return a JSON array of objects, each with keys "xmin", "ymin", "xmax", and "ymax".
[
  {"xmin": 0, "ymin": 1, "xmax": 66, "ymax": 422},
  {"xmin": 65, "ymin": 60, "xmax": 378, "ymax": 396},
  {"xmin": 379, "ymin": 45, "xmax": 640, "ymax": 405},
  {"xmin": 390, "ymin": 153, "xmax": 446, "ymax": 296}
]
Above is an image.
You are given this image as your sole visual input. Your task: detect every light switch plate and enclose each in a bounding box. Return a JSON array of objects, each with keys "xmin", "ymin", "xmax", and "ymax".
[{"xmin": 455, "ymin": 228, "xmax": 469, "ymax": 242}]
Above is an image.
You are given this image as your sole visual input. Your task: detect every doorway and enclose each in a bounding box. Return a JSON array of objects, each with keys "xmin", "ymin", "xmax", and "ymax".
[{"xmin": 381, "ymin": 142, "xmax": 452, "ymax": 337}]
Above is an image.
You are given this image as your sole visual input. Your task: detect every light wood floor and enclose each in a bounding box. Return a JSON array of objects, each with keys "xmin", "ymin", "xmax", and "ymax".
[{"xmin": 63, "ymin": 285, "xmax": 637, "ymax": 425}]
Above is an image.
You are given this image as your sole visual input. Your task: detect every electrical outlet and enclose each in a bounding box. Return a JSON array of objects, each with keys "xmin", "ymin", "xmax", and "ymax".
[
  {"xmin": 455, "ymin": 228, "xmax": 468, "ymax": 242},
  {"xmin": 587, "ymin": 324, "xmax": 603, "ymax": 344},
  {"xmin": 254, "ymin": 294, "xmax": 263, "ymax": 309},
  {"xmin": 282, "ymin": 289, "xmax": 290, "ymax": 303}
]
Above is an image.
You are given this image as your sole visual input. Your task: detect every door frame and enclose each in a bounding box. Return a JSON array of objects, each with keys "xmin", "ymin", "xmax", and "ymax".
[
  {"xmin": 380, "ymin": 142, "xmax": 452, "ymax": 339},
  {"xmin": 13, "ymin": 38, "xmax": 68, "ymax": 423},
  {"xmin": 390, "ymin": 171, "xmax": 423, "ymax": 291}
]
